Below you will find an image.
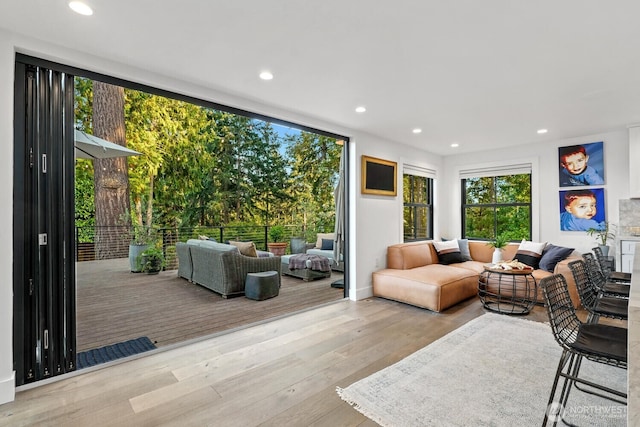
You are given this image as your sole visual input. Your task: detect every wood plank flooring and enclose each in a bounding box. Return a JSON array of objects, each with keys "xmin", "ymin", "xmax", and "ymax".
[
  {"xmin": 2, "ymin": 296, "xmax": 553, "ymax": 426},
  {"xmin": 76, "ymin": 258, "xmax": 344, "ymax": 352}
]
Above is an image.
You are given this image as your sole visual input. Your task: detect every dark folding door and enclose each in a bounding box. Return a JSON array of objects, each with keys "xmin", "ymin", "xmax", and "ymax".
[{"xmin": 13, "ymin": 58, "xmax": 76, "ymax": 385}]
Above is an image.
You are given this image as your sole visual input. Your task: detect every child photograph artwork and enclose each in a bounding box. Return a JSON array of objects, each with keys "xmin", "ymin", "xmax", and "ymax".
[
  {"xmin": 559, "ymin": 188, "xmax": 606, "ymax": 231},
  {"xmin": 558, "ymin": 141, "xmax": 605, "ymax": 187}
]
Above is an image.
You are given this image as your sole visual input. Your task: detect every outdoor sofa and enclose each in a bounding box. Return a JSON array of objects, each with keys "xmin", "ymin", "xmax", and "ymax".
[
  {"xmin": 176, "ymin": 239, "xmax": 281, "ymax": 298},
  {"xmin": 305, "ymin": 232, "xmax": 344, "ymax": 272},
  {"xmin": 372, "ymin": 240, "xmax": 580, "ymax": 312}
]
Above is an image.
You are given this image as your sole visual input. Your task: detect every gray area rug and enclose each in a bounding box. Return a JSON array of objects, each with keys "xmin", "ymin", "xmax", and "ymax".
[{"xmin": 337, "ymin": 313, "xmax": 626, "ymax": 426}]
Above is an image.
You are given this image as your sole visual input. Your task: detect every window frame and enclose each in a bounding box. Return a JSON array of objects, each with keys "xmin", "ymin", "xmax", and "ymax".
[
  {"xmin": 403, "ymin": 173, "xmax": 434, "ymax": 242},
  {"xmin": 461, "ymin": 173, "xmax": 532, "ymax": 241}
]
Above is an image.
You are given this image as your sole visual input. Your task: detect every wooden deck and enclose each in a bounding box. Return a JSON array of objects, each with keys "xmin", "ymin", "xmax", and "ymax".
[{"xmin": 77, "ymin": 258, "xmax": 344, "ymax": 353}]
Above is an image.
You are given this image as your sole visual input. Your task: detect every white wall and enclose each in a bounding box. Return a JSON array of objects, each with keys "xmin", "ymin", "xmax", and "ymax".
[
  {"xmin": 441, "ymin": 129, "xmax": 629, "ymax": 255},
  {"xmin": 351, "ymin": 136, "xmax": 443, "ymax": 300},
  {"xmin": 0, "ymin": 30, "xmax": 16, "ymax": 404}
]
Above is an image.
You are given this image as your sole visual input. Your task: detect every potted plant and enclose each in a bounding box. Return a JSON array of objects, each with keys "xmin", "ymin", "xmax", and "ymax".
[
  {"xmin": 138, "ymin": 246, "xmax": 165, "ymax": 275},
  {"xmin": 487, "ymin": 234, "xmax": 509, "ymax": 264},
  {"xmin": 587, "ymin": 221, "xmax": 616, "ymax": 256},
  {"xmin": 267, "ymin": 225, "xmax": 287, "ymax": 256},
  {"xmin": 128, "ymin": 224, "xmax": 153, "ymax": 272}
]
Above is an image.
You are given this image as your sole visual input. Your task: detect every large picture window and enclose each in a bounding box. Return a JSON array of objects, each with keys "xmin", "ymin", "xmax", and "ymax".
[
  {"xmin": 403, "ymin": 174, "xmax": 433, "ymax": 241},
  {"xmin": 462, "ymin": 173, "xmax": 531, "ymax": 240}
]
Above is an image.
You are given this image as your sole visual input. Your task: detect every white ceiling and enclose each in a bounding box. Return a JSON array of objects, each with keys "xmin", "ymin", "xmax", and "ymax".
[{"xmin": 2, "ymin": 1, "xmax": 640, "ymax": 155}]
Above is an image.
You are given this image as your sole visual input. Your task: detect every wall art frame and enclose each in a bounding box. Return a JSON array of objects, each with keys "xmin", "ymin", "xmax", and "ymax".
[{"xmin": 361, "ymin": 155, "xmax": 397, "ymax": 196}]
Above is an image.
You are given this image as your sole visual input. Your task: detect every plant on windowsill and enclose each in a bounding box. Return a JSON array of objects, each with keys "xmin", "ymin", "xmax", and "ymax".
[
  {"xmin": 139, "ymin": 246, "xmax": 165, "ymax": 275},
  {"xmin": 267, "ymin": 225, "xmax": 287, "ymax": 256},
  {"xmin": 587, "ymin": 221, "xmax": 616, "ymax": 256},
  {"xmin": 487, "ymin": 234, "xmax": 509, "ymax": 264}
]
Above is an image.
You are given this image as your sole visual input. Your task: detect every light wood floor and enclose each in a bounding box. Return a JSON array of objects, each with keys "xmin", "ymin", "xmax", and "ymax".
[
  {"xmin": 76, "ymin": 258, "xmax": 344, "ymax": 352},
  {"xmin": 2, "ymin": 296, "xmax": 552, "ymax": 426}
]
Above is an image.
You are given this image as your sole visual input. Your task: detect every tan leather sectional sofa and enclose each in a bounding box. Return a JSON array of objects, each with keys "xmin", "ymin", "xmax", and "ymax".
[{"xmin": 372, "ymin": 240, "xmax": 580, "ymax": 312}]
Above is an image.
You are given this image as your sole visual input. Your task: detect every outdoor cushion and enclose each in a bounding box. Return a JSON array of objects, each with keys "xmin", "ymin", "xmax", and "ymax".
[
  {"xmin": 229, "ymin": 240, "xmax": 258, "ymax": 257},
  {"xmin": 315, "ymin": 232, "xmax": 335, "ymax": 248},
  {"xmin": 321, "ymin": 238, "xmax": 334, "ymax": 250}
]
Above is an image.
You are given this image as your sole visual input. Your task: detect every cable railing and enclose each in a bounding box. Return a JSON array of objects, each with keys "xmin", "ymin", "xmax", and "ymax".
[{"xmin": 75, "ymin": 224, "xmax": 314, "ymax": 265}]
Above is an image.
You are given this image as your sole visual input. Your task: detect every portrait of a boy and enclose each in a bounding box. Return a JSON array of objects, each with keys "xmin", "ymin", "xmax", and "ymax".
[
  {"xmin": 558, "ymin": 141, "xmax": 605, "ymax": 187},
  {"xmin": 559, "ymin": 188, "xmax": 606, "ymax": 231}
]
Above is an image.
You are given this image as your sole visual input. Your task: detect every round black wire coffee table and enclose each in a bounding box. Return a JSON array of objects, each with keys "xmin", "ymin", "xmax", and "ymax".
[{"xmin": 478, "ymin": 265, "xmax": 537, "ymax": 315}]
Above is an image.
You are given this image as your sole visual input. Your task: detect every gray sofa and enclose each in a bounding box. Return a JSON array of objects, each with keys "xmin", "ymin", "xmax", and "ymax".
[{"xmin": 176, "ymin": 240, "xmax": 281, "ymax": 298}]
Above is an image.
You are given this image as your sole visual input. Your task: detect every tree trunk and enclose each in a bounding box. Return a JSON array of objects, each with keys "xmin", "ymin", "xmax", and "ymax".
[{"xmin": 93, "ymin": 81, "xmax": 130, "ymax": 260}]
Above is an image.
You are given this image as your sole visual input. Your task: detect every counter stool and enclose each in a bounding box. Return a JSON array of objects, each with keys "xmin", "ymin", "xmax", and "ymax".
[{"xmin": 245, "ymin": 271, "xmax": 279, "ymax": 300}]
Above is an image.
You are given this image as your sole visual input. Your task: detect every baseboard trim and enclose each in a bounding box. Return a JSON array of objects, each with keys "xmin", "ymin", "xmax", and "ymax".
[
  {"xmin": 0, "ymin": 371, "xmax": 15, "ymax": 404},
  {"xmin": 353, "ymin": 285, "xmax": 373, "ymax": 301}
]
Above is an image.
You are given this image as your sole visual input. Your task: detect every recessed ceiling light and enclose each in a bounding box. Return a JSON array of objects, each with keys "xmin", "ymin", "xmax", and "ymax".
[
  {"xmin": 355, "ymin": 106, "xmax": 366, "ymax": 113},
  {"xmin": 69, "ymin": 1, "xmax": 93, "ymax": 15},
  {"xmin": 537, "ymin": 129, "xmax": 548, "ymax": 134},
  {"xmin": 451, "ymin": 143, "xmax": 459, "ymax": 148},
  {"xmin": 259, "ymin": 71, "xmax": 273, "ymax": 80},
  {"xmin": 412, "ymin": 128, "xmax": 422, "ymax": 134}
]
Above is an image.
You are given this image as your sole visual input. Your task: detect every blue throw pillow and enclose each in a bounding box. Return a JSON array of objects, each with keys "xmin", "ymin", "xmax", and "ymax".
[
  {"xmin": 539, "ymin": 244, "xmax": 574, "ymax": 272},
  {"xmin": 321, "ymin": 238, "xmax": 334, "ymax": 250}
]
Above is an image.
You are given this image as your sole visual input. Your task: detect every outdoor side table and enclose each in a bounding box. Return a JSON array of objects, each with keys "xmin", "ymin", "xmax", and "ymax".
[
  {"xmin": 478, "ymin": 265, "xmax": 537, "ymax": 315},
  {"xmin": 245, "ymin": 271, "xmax": 279, "ymax": 301}
]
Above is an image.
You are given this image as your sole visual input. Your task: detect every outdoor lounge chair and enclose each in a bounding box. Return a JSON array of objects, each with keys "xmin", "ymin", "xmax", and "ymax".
[{"xmin": 176, "ymin": 241, "xmax": 281, "ymax": 298}]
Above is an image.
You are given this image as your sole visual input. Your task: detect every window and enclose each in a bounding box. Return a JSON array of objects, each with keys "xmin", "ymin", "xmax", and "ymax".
[
  {"xmin": 462, "ymin": 172, "xmax": 531, "ymax": 241},
  {"xmin": 403, "ymin": 174, "xmax": 433, "ymax": 241}
]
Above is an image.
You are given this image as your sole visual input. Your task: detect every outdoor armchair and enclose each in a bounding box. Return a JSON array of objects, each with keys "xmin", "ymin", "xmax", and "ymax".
[{"xmin": 189, "ymin": 244, "xmax": 281, "ymax": 298}]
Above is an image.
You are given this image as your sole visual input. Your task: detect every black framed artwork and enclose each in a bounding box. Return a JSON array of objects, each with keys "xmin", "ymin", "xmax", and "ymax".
[{"xmin": 361, "ymin": 155, "xmax": 397, "ymax": 196}]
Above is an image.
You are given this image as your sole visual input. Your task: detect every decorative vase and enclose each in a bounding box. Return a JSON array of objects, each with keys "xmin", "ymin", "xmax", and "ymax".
[
  {"xmin": 492, "ymin": 248, "xmax": 503, "ymax": 264},
  {"xmin": 599, "ymin": 245, "xmax": 610, "ymax": 257}
]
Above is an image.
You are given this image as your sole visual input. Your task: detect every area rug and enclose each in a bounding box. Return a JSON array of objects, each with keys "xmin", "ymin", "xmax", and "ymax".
[
  {"xmin": 77, "ymin": 336, "xmax": 156, "ymax": 369},
  {"xmin": 337, "ymin": 313, "xmax": 626, "ymax": 426}
]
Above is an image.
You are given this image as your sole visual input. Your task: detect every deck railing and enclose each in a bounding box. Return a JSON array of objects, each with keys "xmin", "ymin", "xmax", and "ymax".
[{"xmin": 75, "ymin": 224, "xmax": 313, "ymax": 264}]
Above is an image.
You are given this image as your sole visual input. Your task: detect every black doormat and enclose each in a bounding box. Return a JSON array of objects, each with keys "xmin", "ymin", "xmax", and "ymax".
[{"xmin": 77, "ymin": 336, "xmax": 156, "ymax": 369}]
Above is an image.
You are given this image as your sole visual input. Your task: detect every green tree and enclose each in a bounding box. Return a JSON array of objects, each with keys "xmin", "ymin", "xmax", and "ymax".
[
  {"xmin": 463, "ymin": 174, "xmax": 531, "ymax": 240},
  {"xmin": 286, "ymin": 132, "xmax": 341, "ymax": 234}
]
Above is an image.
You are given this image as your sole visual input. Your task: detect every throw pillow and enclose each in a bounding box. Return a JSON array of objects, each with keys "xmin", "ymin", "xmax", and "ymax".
[
  {"xmin": 539, "ymin": 244, "xmax": 575, "ymax": 272},
  {"xmin": 457, "ymin": 238, "xmax": 472, "ymax": 261},
  {"xmin": 514, "ymin": 240, "xmax": 547, "ymax": 269},
  {"xmin": 315, "ymin": 232, "xmax": 335, "ymax": 249},
  {"xmin": 433, "ymin": 239, "xmax": 463, "ymax": 265},
  {"xmin": 321, "ymin": 238, "xmax": 334, "ymax": 250},
  {"xmin": 441, "ymin": 237, "xmax": 472, "ymax": 261},
  {"xmin": 229, "ymin": 240, "xmax": 258, "ymax": 258}
]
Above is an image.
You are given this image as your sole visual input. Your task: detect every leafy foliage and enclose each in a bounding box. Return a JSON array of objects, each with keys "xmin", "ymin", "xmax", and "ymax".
[
  {"xmin": 587, "ymin": 221, "xmax": 616, "ymax": 246},
  {"xmin": 74, "ymin": 79, "xmax": 342, "ymax": 239},
  {"xmin": 463, "ymin": 174, "xmax": 531, "ymax": 241}
]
